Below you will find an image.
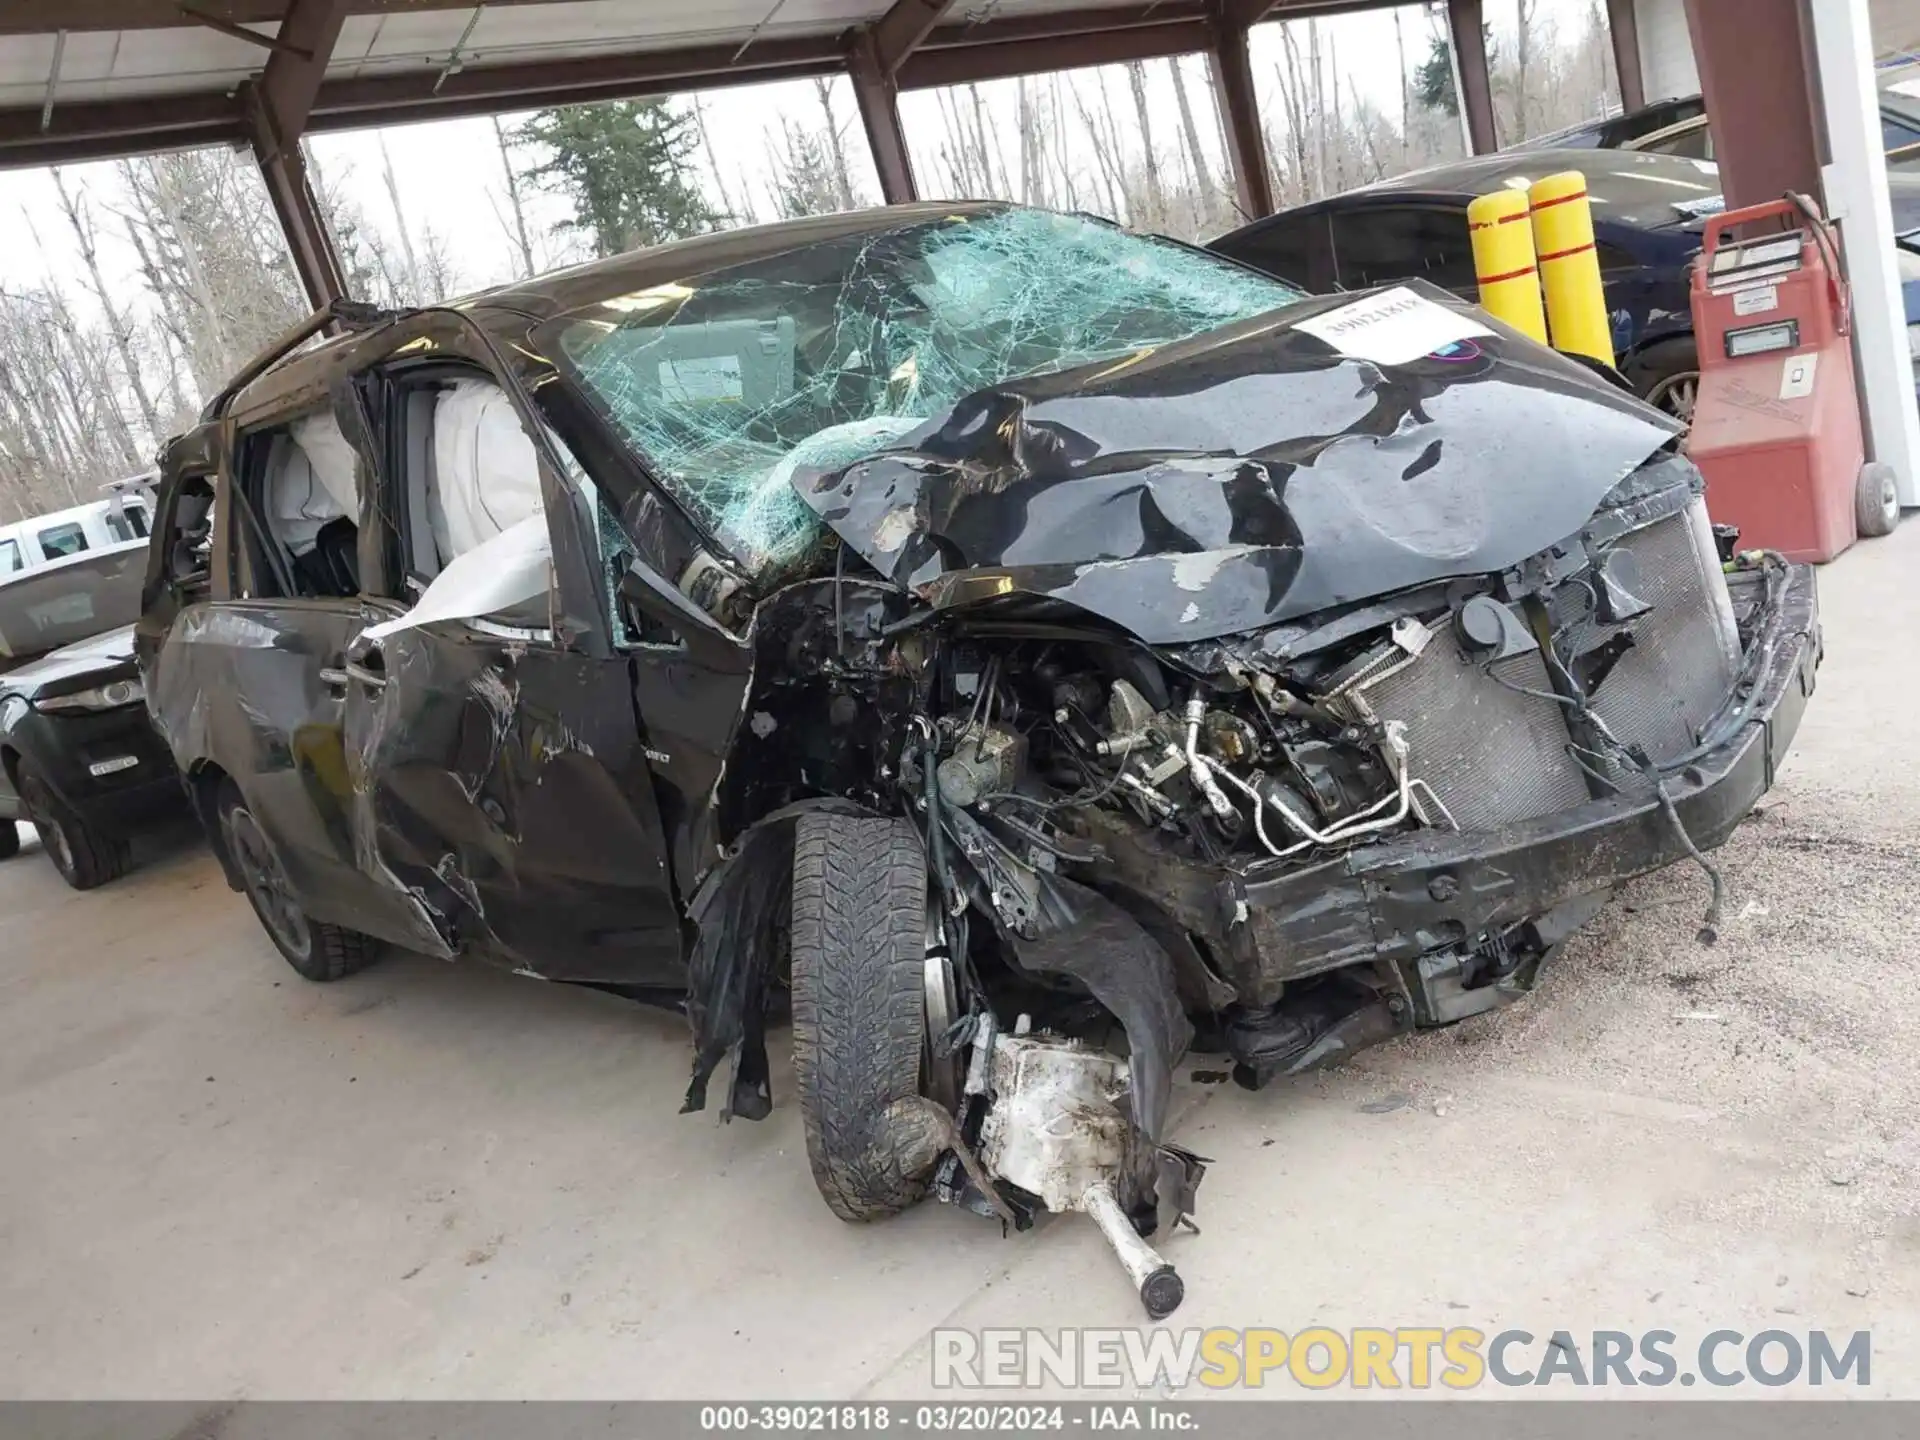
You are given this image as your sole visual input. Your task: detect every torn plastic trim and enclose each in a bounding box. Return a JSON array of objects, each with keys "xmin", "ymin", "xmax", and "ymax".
[{"xmin": 681, "ymin": 796, "xmax": 876, "ymax": 1121}]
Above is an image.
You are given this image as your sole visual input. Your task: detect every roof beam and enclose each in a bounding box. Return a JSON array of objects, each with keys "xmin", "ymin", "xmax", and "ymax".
[
  {"xmin": 241, "ymin": 0, "xmax": 350, "ymax": 309},
  {"xmin": 1208, "ymin": 6, "xmax": 1273, "ymax": 219},
  {"xmin": 178, "ymin": 2, "xmax": 314, "ymax": 56},
  {"xmin": 308, "ymin": 31, "xmax": 846, "ymax": 121},
  {"xmin": 0, "ymin": 1, "xmax": 596, "ymax": 36},
  {"xmin": 256, "ymin": 0, "xmax": 348, "ymax": 142},
  {"xmin": 900, "ymin": 18, "xmax": 1214, "ymax": 90},
  {"xmin": 867, "ymin": 0, "xmax": 958, "ymax": 74},
  {"xmin": 848, "ymin": 29, "xmax": 916, "ymax": 200},
  {"xmin": 0, "ymin": 0, "xmax": 1373, "ymax": 169}
]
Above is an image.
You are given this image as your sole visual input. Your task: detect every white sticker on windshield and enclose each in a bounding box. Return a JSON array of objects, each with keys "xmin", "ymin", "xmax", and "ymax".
[
  {"xmin": 659, "ymin": 354, "xmax": 743, "ymax": 404},
  {"xmin": 1295, "ymin": 287, "xmax": 1492, "ymax": 366}
]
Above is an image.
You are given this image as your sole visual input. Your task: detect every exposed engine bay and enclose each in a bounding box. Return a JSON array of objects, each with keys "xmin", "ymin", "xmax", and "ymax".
[{"xmin": 684, "ymin": 452, "xmax": 1814, "ymax": 1317}]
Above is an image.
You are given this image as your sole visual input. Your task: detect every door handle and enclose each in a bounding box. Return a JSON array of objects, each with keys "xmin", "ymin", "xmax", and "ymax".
[
  {"xmin": 344, "ymin": 659, "xmax": 387, "ymax": 690},
  {"xmin": 318, "ymin": 666, "xmax": 349, "ymax": 691},
  {"xmin": 343, "ymin": 634, "xmax": 387, "ymax": 690}
]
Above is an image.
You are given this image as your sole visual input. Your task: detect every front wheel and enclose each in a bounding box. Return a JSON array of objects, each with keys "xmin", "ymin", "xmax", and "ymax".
[
  {"xmin": 18, "ymin": 761, "xmax": 129, "ymax": 890},
  {"xmin": 789, "ymin": 811, "xmax": 945, "ymax": 1222},
  {"xmin": 218, "ymin": 782, "xmax": 380, "ymax": 982}
]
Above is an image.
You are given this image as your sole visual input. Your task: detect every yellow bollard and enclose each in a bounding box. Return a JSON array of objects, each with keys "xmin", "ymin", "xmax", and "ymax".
[
  {"xmin": 1466, "ymin": 189, "xmax": 1548, "ymax": 345},
  {"xmin": 1528, "ymin": 170, "xmax": 1615, "ymax": 367}
]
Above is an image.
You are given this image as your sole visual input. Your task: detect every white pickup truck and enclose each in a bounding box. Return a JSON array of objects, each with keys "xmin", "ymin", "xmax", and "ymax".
[{"xmin": 0, "ymin": 482, "xmax": 155, "ymax": 664}]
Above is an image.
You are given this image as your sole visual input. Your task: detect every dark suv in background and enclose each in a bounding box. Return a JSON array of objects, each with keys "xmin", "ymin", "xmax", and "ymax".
[
  {"xmin": 1209, "ymin": 147, "xmax": 1920, "ymax": 428},
  {"xmin": 1, "ymin": 481, "xmax": 185, "ymax": 888}
]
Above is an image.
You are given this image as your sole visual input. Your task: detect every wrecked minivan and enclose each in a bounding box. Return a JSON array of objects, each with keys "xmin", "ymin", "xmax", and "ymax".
[{"xmin": 138, "ymin": 205, "xmax": 1818, "ymax": 1315}]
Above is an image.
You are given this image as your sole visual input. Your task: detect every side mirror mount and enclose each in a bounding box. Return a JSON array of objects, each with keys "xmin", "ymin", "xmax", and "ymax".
[{"xmin": 617, "ymin": 558, "xmax": 751, "ymax": 673}]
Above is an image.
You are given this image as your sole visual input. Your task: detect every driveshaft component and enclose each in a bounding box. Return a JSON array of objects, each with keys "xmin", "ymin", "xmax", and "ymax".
[
  {"xmin": 976, "ymin": 1029, "xmax": 1186, "ymax": 1319},
  {"xmin": 1083, "ymin": 1182, "xmax": 1184, "ymax": 1320}
]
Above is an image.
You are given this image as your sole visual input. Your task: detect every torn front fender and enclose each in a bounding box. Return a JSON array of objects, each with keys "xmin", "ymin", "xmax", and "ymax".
[{"xmin": 1006, "ymin": 878, "xmax": 1192, "ymax": 1145}]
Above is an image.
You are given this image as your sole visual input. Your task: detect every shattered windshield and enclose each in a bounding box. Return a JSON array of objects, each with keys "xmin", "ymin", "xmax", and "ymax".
[{"xmin": 548, "ymin": 208, "xmax": 1305, "ymax": 576}]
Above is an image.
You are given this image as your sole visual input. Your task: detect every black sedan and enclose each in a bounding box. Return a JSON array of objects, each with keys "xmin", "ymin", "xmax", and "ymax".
[{"xmin": 0, "ymin": 624, "xmax": 183, "ymax": 888}]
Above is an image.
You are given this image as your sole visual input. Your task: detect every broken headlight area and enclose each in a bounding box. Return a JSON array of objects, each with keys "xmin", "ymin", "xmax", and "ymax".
[{"xmin": 684, "ymin": 455, "xmax": 1808, "ymax": 1318}]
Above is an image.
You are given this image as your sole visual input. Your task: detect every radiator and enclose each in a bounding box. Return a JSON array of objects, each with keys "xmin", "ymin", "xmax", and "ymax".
[
  {"xmin": 1318, "ymin": 499, "xmax": 1739, "ymax": 834},
  {"xmin": 1335, "ymin": 627, "xmax": 1592, "ymax": 834},
  {"xmin": 1587, "ymin": 500, "xmax": 1741, "ymax": 763}
]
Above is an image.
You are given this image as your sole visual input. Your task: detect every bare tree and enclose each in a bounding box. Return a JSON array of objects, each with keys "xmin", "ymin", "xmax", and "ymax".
[
  {"xmin": 377, "ymin": 136, "xmax": 426, "ymax": 303},
  {"xmin": 1124, "ymin": 61, "xmax": 1166, "ymax": 225},
  {"xmin": 490, "ymin": 115, "xmax": 539, "ymax": 278},
  {"xmin": 690, "ymin": 96, "xmax": 744, "ymax": 224},
  {"xmin": 51, "ymin": 168, "xmax": 161, "ymax": 446},
  {"xmin": 1168, "ymin": 56, "xmax": 1219, "ymax": 233},
  {"xmin": 115, "ymin": 148, "xmax": 303, "ymax": 403},
  {"xmin": 1517, "ymin": 0, "xmax": 1538, "ymax": 141},
  {"xmin": 813, "ymin": 78, "xmax": 859, "ymax": 211}
]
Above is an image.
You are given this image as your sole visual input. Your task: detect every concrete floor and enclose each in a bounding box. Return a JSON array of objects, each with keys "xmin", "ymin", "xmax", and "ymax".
[{"xmin": 3, "ymin": 525, "xmax": 1918, "ymax": 1400}]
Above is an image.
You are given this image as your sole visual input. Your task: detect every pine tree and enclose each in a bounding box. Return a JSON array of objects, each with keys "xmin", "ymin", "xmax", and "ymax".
[
  {"xmin": 769, "ymin": 120, "xmax": 846, "ymax": 220},
  {"xmin": 1415, "ymin": 25, "xmax": 1495, "ymax": 117},
  {"xmin": 515, "ymin": 99, "xmax": 721, "ymax": 258}
]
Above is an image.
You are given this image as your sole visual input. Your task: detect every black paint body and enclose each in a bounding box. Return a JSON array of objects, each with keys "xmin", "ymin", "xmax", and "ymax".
[{"xmin": 136, "ymin": 204, "xmax": 1815, "ymax": 1124}]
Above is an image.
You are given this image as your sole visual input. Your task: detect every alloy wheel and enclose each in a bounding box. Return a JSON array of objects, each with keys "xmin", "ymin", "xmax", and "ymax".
[
  {"xmin": 1647, "ymin": 371, "xmax": 1699, "ymax": 426},
  {"xmin": 226, "ymin": 805, "xmax": 312, "ymax": 961}
]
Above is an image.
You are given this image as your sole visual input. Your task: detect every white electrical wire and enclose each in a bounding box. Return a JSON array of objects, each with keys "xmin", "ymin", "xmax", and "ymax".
[{"xmin": 1196, "ymin": 721, "xmax": 1417, "ymax": 858}]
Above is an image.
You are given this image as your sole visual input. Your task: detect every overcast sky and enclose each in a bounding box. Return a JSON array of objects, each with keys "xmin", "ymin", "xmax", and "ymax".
[{"xmin": 0, "ymin": 0, "xmax": 1597, "ymax": 315}]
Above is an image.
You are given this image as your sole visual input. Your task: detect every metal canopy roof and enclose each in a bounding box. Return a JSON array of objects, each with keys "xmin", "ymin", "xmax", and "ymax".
[
  {"xmin": 0, "ymin": 0, "xmax": 1380, "ymax": 168},
  {"xmin": 0, "ymin": 0, "xmax": 1581, "ymax": 320}
]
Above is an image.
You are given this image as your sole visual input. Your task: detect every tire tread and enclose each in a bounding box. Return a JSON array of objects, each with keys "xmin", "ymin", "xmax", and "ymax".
[{"xmin": 789, "ymin": 812, "xmax": 930, "ymax": 1223}]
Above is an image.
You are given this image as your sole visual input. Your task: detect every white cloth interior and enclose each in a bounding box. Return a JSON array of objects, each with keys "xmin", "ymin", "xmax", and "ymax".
[
  {"xmin": 428, "ymin": 379, "xmax": 545, "ymax": 566},
  {"xmin": 266, "ymin": 411, "xmax": 359, "ymax": 556}
]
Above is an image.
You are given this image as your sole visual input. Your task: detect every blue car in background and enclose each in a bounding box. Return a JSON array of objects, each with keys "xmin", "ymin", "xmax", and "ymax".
[{"xmin": 1210, "ymin": 147, "xmax": 1920, "ymax": 426}]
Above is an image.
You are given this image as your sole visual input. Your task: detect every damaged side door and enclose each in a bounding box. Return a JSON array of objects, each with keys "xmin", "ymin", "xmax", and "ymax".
[{"xmin": 336, "ymin": 334, "xmax": 685, "ymax": 985}]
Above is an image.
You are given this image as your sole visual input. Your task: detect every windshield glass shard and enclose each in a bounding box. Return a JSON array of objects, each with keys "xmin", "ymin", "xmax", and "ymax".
[{"xmin": 549, "ymin": 208, "xmax": 1305, "ymax": 576}]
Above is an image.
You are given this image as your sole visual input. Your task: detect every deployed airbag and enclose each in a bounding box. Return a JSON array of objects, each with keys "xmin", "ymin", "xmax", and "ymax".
[
  {"xmin": 429, "ymin": 379, "xmax": 545, "ymax": 564},
  {"xmin": 267, "ymin": 412, "xmax": 359, "ymax": 556},
  {"xmin": 361, "ymin": 513, "xmax": 551, "ymax": 642}
]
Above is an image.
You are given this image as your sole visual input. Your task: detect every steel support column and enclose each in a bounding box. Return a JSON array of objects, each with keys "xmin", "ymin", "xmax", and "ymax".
[
  {"xmin": 1807, "ymin": 0, "xmax": 1920, "ymax": 506},
  {"xmin": 250, "ymin": 0, "xmax": 351, "ymax": 307},
  {"xmin": 849, "ymin": 31, "xmax": 918, "ymax": 204},
  {"xmin": 1604, "ymin": 0, "xmax": 1645, "ymax": 112},
  {"xmin": 1684, "ymin": 0, "xmax": 1822, "ymax": 209},
  {"xmin": 1448, "ymin": 0, "xmax": 1497, "ymax": 155},
  {"xmin": 1207, "ymin": 16, "xmax": 1274, "ymax": 221},
  {"xmin": 243, "ymin": 81, "xmax": 346, "ymax": 309}
]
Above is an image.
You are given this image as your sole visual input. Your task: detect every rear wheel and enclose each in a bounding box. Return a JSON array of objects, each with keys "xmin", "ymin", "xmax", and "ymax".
[
  {"xmin": 1625, "ymin": 337, "xmax": 1700, "ymax": 427},
  {"xmin": 217, "ymin": 782, "xmax": 379, "ymax": 982},
  {"xmin": 1857, "ymin": 461, "xmax": 1901, "ymax": 539},
  {"xmin": 18, "ymin": 762, "xmax": 129, "ymax": 890},
  {"xmin": 789, "ymin": 811, "xmax": 945, "ymax": 1222}
]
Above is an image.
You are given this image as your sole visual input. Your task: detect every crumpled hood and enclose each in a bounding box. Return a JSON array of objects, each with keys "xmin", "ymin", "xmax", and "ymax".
[{"xmin": 793, "ymin": 283, "xmax": 1683, "ymax": 645}]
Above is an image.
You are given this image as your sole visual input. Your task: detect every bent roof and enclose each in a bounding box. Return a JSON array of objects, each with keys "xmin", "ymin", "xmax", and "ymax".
[
  {"xmin": 482, "ymin": 199, "xmax": 1008, "ymax": 319},
  {"xmin": 226, "ymin": 200, "xmax": 1005, "ymax": 412}
]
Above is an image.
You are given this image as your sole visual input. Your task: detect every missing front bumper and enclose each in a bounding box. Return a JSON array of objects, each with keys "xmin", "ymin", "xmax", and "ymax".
[{"xmin": 1221, "ymin": 559, "xmax": 1818, "ymax": 1006}]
